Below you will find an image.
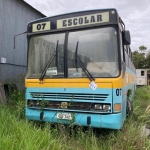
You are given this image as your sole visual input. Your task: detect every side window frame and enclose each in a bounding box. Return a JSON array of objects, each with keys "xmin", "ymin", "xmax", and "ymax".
[{"xmin": 120, "ymin": 30, "xmax": 125, "ymax": 63}]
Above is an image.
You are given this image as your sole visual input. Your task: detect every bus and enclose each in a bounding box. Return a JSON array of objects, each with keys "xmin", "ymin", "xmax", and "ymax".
[
  {"xmin": 136, "ymin": 69, "xmax": 150, "ymax": 86},
  {"xmin": 25, "ymin": 9, "xmax": 136, "ymax": 129}
]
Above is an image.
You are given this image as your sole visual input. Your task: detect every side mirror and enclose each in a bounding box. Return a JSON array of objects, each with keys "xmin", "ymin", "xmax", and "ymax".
[{"xmin": 123, "ymin": 30, "xmax": 131, "ymax": 45}]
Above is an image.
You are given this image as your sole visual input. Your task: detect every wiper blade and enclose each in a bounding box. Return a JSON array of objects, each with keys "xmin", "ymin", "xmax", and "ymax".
[
  {"xmin": 39, "ymin": 40, "xmax": 59, "ymax": 81},
  {"xmin": 74, "ymin": 41, "xmax": 95, "ymax": 82},
  {"xmin": 75, "ymin": 41, "xmax": 79, "ymax": 72}
]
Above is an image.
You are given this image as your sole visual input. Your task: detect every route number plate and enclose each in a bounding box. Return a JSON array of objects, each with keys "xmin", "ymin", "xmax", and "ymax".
[{"xmin": 32, "ymin": 21, "xmax": 50, "ymax": 32}]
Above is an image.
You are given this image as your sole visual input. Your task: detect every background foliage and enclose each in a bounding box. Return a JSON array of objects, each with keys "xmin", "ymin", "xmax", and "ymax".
[{"xmin": 132, "ymin": 45, "xmax": 150, "ymax": 69}]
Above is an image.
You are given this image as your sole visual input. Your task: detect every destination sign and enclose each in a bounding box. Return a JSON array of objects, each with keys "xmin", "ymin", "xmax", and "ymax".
[{"xmin": 57, "ymin": 12, "xmax": 109, "ymax": 29}]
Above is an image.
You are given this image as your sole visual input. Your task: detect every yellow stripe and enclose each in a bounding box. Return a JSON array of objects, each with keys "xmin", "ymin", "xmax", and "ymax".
[
  {"xmin": 25, "ymin": 71, "xmax": 136, "ymax": 88},
  {"xmin": 26, "ymin": 77, "xmax": 122, "ymax": 88},
  {"xmin": 122, "ymin": 72, "xmax": 136, "ymax": 87}
]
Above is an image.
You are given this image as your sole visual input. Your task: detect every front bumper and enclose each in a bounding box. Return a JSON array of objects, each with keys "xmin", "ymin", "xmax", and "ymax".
[{"xmin": 26, "ymin": 108, "xmax": 123, "ymax": 129}]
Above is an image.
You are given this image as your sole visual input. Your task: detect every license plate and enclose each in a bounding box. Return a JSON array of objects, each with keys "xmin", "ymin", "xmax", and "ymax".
[{"xmin": 56, "ymin": 113, "xmax": 72, "ymax": 120}]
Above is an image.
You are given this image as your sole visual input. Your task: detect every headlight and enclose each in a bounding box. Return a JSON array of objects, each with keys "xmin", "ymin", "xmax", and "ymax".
[
  {"xmin": 93, "ymin": 104, "xmax": 111, "ymax": 111},
  {"xmin": 103, "ymin": 104, "xmax": 111, "ymax": 110},
  {"xmin": 94, "ymin": 104, "xmax": 103, "ymax": 110}
]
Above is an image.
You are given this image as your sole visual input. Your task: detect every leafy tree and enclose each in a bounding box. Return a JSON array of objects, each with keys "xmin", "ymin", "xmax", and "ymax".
[
  {"xmin": 132, "ymin": 45, "xmax": 149, "ymax": 69},
  {"xmin": 139, "ymin": 45, "xmax": 147, "ymax": 51},
  {"xmin": 132, "ymin": 51, "xmax": 146, "ymax": 69},
  {"xmin": 146, "ymin": 51, "xmax": 150, "ymax": 69}
]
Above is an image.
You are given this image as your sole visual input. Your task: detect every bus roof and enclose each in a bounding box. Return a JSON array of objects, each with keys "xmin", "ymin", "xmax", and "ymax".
[{"xmin": 27, "ymin": 8, "xmax": 119, "ymax": 34}]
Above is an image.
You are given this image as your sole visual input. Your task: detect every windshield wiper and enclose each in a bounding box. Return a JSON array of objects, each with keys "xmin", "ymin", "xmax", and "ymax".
[
  {"xmin": 75, "ymin": 41, "xmax": 79, "ymax": 72},
  {"xmin": 74, "ymin": 41, "xmax": 95, "ymax": 82},
  {"xmin": 39, "ymin": 40, "xmax": 59, "ymax": 81}
]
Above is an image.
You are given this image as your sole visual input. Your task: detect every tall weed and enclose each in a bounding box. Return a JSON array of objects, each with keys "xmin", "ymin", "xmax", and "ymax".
[{"xmin": 0, "ymin": 86, "xmax": 150, "ymax": 150}]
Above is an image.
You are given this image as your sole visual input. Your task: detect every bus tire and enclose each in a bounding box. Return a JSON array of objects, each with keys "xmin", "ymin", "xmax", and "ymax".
[{"xmin": 126, "ymin": 99, "xmax": 133, "ymax": 117}]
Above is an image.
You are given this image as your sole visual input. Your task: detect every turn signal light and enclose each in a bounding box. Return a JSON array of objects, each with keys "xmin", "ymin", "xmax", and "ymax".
[{"xmin": 114, "ymin": 103, "xmax": 121, "ymax": 112}]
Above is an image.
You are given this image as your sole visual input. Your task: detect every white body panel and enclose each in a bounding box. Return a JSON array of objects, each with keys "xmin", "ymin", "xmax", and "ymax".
[{"xmin": 136, "ymin": 69, "xmax": 147, "ymax": 85}]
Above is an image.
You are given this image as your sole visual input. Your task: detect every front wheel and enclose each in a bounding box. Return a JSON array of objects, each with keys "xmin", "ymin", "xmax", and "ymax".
[{"xmin": 126, "ymin": 99, "xmax": 133, "ymax": 117}]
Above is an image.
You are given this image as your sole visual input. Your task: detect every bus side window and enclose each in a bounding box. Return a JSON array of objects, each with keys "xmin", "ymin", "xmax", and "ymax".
[
  {"xmin": 128, "ymin": 46, "xmax": 130, "ymax": 68},
  {"xmin": 131, "ymin": 52, "xmax": 133, "ymax": 70},
  {"xmin": 126, "ymin": 45, "xmax": 129, "ymax": 54},
  {"xmin": 120, "ymin": 31, "xmax": 125, "ymax": 62},
  {"xmin": 124, "ymin": 45, "xmax": 128, "ymax": 66}
]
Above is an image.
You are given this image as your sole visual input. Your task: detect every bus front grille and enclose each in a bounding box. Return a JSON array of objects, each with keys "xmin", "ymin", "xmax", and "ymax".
[{"xmin": 30, "ymin": 92, "xmax": 109, "ymax": 101}]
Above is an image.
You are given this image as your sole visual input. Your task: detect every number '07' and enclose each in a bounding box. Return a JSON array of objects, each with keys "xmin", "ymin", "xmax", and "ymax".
[
  {"xmin": 116, "ymin": 89, "xmax": 121, "ymax": 96},
  {"xmin": 36, "ymin": 23, "xmax": 46, "ymax": 30}
]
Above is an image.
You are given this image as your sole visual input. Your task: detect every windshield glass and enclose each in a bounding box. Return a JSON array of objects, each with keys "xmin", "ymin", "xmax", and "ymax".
[
  {"xmin": 26, "ymin": 33, "xmax": 65, "ymax": 78},
  {"xmin": 26, "ymin": 27, "xmax": 119, "ymax": 79},
  {"xmin": 67, "ymin": 27, "xmax": 119, "ymax": 78}
]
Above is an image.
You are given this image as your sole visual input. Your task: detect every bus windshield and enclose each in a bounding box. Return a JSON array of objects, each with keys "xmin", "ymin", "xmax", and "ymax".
[
  {"xmin": 26, "ymin": 33, "xmax": 65, "ymax": 78},
  {"xmin": 68, "ymin": 27, "xmax": 119, "ymax": 78},
  {"xmin": 26, "ymin": 27, "xmax": 119, "ymax": 78}
]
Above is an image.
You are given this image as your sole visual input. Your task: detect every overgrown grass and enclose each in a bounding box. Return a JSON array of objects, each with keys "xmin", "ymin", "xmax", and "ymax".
[{"xmin": 0, "ymin": 86, "xmax": 150, "ymax": 150}]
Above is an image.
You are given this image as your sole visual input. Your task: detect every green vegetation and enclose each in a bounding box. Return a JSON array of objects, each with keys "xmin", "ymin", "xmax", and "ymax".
[
  {"xmin": 0, "ymin": 86, "xmax": 150, "ymax": 150},
  {"xmin": 132, "ymin": 45, "xmax": 150, "ymax": 69}
]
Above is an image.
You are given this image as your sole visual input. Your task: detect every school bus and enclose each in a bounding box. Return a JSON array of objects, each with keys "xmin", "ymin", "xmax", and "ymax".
[{"xmin": 25, "ymin": 9, "xmax": 136, "ymax": 129}]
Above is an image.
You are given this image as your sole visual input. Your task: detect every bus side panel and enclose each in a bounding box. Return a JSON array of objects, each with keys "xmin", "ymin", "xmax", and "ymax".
[{"xmin": 121, "ymin": 65, "xmax": 136, "ymax": 123}]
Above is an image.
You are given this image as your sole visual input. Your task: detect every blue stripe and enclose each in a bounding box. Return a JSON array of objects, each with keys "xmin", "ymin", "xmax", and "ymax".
[{"xmin": 126, "ymin": 66, "xmax": 136, "ymax": 76}]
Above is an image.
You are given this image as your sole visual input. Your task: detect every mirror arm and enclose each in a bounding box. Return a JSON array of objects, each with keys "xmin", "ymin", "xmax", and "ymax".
[
  {"xmin": 119, "ymin": 17, "xmax": 125, "ymax": 31},
  {"xmin": 14, "ymin": 31, "xmax": 27, "ymax": 49}
]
